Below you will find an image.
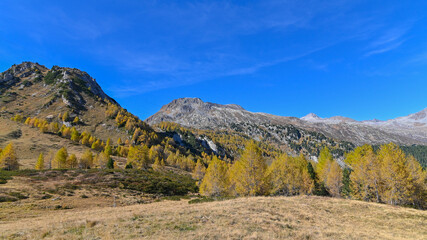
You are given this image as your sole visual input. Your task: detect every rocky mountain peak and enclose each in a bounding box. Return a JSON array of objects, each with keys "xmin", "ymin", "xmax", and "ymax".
[
  {"xmin": 160, "ymin": 98, "xmax": 244, "ymax": 112},
  {"xmin": 10, "ymin": 62, "xmax": 48, "ymax": 75},
  {"xmin": 146, "ymin": 97, "xmax": 252, "ymax": 129},
  {"xmin": 0, "ymin": 61, "xmax": 47, "ymax": 85},
  {"xmin": 0, "ymin": 62, "xmax": 116, "ymax": 112},
  {"xmin": 301, "ymin": 113, "xmax": 321, "ymax": 121},
  {"xmin": 46, "ymin": 66, "xmax": 114, "ymax": 103}
]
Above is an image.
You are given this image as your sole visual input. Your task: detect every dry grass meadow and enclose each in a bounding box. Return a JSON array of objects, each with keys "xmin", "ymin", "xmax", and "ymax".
[{"xmin": 0, "ymin": 195, "xmax": 426, "ymax": 240}]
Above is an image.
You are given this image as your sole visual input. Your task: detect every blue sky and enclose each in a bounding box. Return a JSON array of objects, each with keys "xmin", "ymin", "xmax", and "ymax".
[{"xmin": 1, "ymin": 0, "xmax": 427, "ymax": 121}]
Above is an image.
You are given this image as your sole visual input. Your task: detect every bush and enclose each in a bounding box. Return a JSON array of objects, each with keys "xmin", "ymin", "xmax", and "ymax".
[
  {"xmin": 8, "ymin": 192, "xmax": 28, "ymax": 199},
  {"xmin": 117, "ymin": 169, "xmax": 198, "ymax": 196},
  {"xmin": 0, "ymin": 196, "xmax": 17, "ymax": 202},
  {"xmin": 44, "ymin": 70, "xmax": 62, "ymax": 85}
]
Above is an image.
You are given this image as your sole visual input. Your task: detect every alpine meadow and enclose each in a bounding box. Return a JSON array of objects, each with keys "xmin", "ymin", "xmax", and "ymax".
[{"xmin": 1, "ymin": 1, "xmax": 427, "ymax": 240}]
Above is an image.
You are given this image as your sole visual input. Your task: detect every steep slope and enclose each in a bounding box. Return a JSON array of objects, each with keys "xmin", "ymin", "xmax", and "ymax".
[
  {"xmin": 146, "ymin": 98, "xmax": 427, "ymax": 147},
  {"xmin": 0, "ymin": 62, "xmax": 127, "ymax": 141}
]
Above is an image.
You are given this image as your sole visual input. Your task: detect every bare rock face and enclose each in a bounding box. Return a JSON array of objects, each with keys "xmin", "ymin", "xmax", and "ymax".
[
  {"xmin": 147, "ymin": 97, "xmax": 257, "ymax": 129},
  {"xmin": 147, "ymin": 98, "xmax": 427, "ymax": 146}
]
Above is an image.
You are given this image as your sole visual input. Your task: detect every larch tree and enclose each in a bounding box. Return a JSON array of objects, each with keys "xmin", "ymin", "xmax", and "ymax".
[
  {"xmin": 67, "ymin": 154, "xmax": 78, "ymax": 169},
  {"xmin": 378, "ymin": 143, "xmax": 423, "ymax": 206},
  {"xmin": 62, "ymin": 111, "xmax": 69, "ymax": 122},
  {"xmin": 0, "ymin": 143, "xmax": 19, "ymax": 170},
  {"xmin": 316, "ymin": 147, "xmax": 334, "ymax": 184},
  {"xmin": 325, "ymin": 160, "xmax": 343, "ymax": 197},
  {"xmin": 35, "ymin": 153, "xmax": 44, "ymax": 170},
  {"xmin": 199, "ymin": 156, "xmax": 229, "ymax": 197},
  {"xmin": 72, "ymin": 116, "xmax": 79, "ymax": 124},
  {"xmin": 346, "ymin": 145, "xmax": 383, "ymax": 202},
  {"xmin": 71, "ymin": 128, "xmax": 80, "ymax": 143},
  {"xmin": 266, "ymin": 154, "xmax": 313, "ymax": 196},
  {"xmin": 104, "ymin": 144, "xmax": 113, "ymax": 157},
  {"xmin": 79, "ymin": 149, "xmax": 93, "ymax": 169},
  {"xmin": 152, "ymin": 157, "xmax": 164, "ymax": 171},
  {"xmin": 91, "ymin": 139, "xmax": 101, "ymax": 150},
  {"xmin": 52, "ymin": 147, "xmax": 68, "ymax": 169},
  {"xmin": 95, "ymin": 152, "xmax": 110, "ymax": 169},
  {"xmin": 127, "ymin": 145, "xmax": 150, "ymax": 169},
  {"xmin": 229, "ymin": 141, "xmax": 268, "ymax": 196},
  {"xmin": 405, "ymin": 155, "xmax": 426, "ymax": 209},
  {"xmin": 62, "ymin": 127, "xmax": 71, "ymax": 138}
]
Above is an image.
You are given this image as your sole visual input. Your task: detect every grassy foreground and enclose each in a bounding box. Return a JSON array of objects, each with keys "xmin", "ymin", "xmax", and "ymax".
[{"xmin": 0, "ymin": 195, "xmax": 425, "ymax": 240}]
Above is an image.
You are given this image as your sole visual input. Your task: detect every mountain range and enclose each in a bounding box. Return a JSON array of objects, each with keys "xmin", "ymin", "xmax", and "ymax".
[
  {"xmin": 146, "ymin": 97, "xmax": 427, "ymax": 146},
  {"xmin": 1, "ymin": 62, "xmax": 426, "ymax": 166}
]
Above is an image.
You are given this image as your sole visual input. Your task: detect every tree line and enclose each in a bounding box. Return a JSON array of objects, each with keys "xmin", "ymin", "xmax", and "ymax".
[{"xmin": 198, "ymin": 141, "xmax": 426, "ymax": 209}]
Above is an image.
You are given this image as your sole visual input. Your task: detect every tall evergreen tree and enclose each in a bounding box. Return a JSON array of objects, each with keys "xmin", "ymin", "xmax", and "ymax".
[{"xmin": 107, "ymin": 157, "xmax": 115, "ymax": 169}]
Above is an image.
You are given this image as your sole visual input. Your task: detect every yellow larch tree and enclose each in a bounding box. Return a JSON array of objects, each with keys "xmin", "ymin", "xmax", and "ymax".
[
  {"xmin": 0, "ymin": 143, "xmax": 19, "ymax": 170},
  {"xmin": 52, "ymin": 147, "xmax": 68, "ymax": 169},
  {"xmin": 35, "ymin": 153, "xmax": 44, "ymax": 170},
  {"xmin": 346, "ymin": 145, "xmax": 383, "ymax": 202},
  {"xmin": 67, "ymin": 154, "xmax": 78, "ymax": 169},
  {"xmin": 72, "ymin": 116, "xmax": 79, "ymax": 124},
  {"xmin": 127, "ymin": 145, "xmax": 150, "ymax": 169},
  {"xmin": 266, "ymin": 154, "xmax": 313, "ymax": 196},
  {"xmin": 316, "ymin": 147, "xmax": 334, "ymax": 184},
  {"xmin": 152, "ymin": 157, "xmax": 164, "ymax": 171},
  {"xmin": 199, "ymin": 156, "xmax": 229, "ymax": 197},
  {"xmin": 378, "ymin": 143, "xmax": 424, "ymax": 206},
  {"xmin": 229, "ymin": 141, "xmax": 268, "ymax": 196},
  {"xmin": 79, "ymin": 149, "xmax": 93, "ymax": 169},
  {"xmin": 325, "ymin": 160, "xmax": 343, "ymax": 197}
]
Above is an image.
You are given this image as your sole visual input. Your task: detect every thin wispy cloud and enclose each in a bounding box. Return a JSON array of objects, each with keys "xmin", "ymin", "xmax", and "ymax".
[
  {"xmin": 0, "ymin": 1, "xmax": 121, "ymax": 43},
  {"xmin": 1, "ymin": 0, "xmax": 426, "ymax": 100},
  {"xmin": 365, "ymin": 40, "xmax": 405, "ymax": 57},
  {"xmin": 99, "ymin": 1, "xmax": 367, "ymax": 95},
  {"xmin": 364, "ymin": 25, "xmax": 411, "ymax": 56}
]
